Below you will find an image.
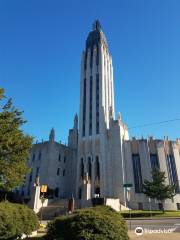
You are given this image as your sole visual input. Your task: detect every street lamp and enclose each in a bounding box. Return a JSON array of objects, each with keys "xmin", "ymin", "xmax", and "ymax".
[{"xmin": 148, "ymin": 197, "xmax": 152, "ymax": 218}]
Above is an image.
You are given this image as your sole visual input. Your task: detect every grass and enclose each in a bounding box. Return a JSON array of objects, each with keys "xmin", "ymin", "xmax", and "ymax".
[{"xmin": 121, "ymin": 210, "xmax": 180, "ymax": 218}]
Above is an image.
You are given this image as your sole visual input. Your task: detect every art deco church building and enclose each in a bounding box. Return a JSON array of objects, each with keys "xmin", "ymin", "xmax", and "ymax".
[
  {"xmin": 77, "ymin": 20, "xmax": 129, "ymax": 202},
  {"xmin": 21, "ymin": 21, "xmax": 180, "ymax": 211}
]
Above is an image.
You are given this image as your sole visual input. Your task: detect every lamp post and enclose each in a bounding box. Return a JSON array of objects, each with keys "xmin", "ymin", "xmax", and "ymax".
[
  {"xmin": 148, "ymin": 197, "xmax": 152, "ymax": 218},
  {"xmin": 123, "ymin": 183, "xmax": 133, "ymax": 230},
  {"xmin": 127, "ymin": 188, "xmax": 132, "ymax": 230},
  {"xmin": 40, "ymin": 185, "xmax": 47, "ymax": 224}
]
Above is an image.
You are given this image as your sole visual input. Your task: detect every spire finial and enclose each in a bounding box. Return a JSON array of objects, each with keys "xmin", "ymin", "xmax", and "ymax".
[
  {"xmin": 74, "ymin": 114, "xmax": 78, "ymax": 130},
  {"xmin": 93, "ymin": 20, "xmax": 101, "ymax": 31},
  {"xmin": 49, "ymin": 128, "xmax": 55, "ymax": 142}
]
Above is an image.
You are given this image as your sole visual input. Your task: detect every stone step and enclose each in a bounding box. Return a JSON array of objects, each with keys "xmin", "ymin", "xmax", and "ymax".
[{"xmin": 38, "ymin": 198, "xmax": 68, "ymax": 220}]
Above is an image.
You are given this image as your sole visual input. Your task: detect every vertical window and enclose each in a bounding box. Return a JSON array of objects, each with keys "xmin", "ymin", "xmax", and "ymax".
[
  {"xmin": 29, "ymin": 174, "xmax": 32, "ymax": 183},
  {"xmin": 84, "ymin": 51, "xmax": 87, "ymax": 70},
  {"xmin": 64, "ymin": 156, "xmax": 66, "ymax": 163},
  {"xmin": 63, "ymin": 169, "xmax": 66, "ymax": 176},
  {"xmin": 80, "ymin": 158, "xmax": 84, "ymax": 179},
  {"xmin": 36, "ymin": 167, "xmax": 40, "ymax": 176},
  {"xmin": 82, "ymin": 78, "xmax": 86, "ymax": 137},
  {"xmin": 58, "ymin": 154, "xmax": 61, "ymax": 161},
  {"xmin": 88, "ymin": 157, "xmax": 92, "ymax": 179},
  {"xmin": 57, "ymin": 168, "xmax": 60, "ymax": 176},
  {"xmin": 96, "ymin": 73, "xmax": 99, "ymax": 134},
  {"xmin": 38, "ymin": 152, "xmax": 41, "ymax": 160},
  {"xmin": 96, "ymin": 46, "xmax": 99, "ymax": 65},
  {"xmin": 132, "ymin": 154, "xmax": 143, "ymax": 193},
  {"xmin": 95, "ymin": 156, "xmax": 100, "ymax": 196},
  {"xmin": 166, "ymin": 154, "xmax": 179, "ymax": 193},
  {"xmin": 89, "ymin": 76, "xmax": 93, "ymax": 135},
  {"xmin": 150, "ymin": 154, "xmax": 159, "ymax": 170},
  {"xmin": 95, "ymin": 156, "xmax": 100, "ymax": 179},
  {"xmin": 90, "ymin": 48, "xmax": 93, "ymax": 68},
  {"xmin": 32, "ymin": 153, "xmax": 35, "ymax": 162}
]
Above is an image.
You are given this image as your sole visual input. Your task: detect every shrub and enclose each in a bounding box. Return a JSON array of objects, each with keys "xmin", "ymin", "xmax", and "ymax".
[
  {"xmin": 0, "ymin": 201, "xmax": 38, "ymax": 239},
  {"xmin": 46, "ymin": 206, "xmax": 129, "ymax": 240}
]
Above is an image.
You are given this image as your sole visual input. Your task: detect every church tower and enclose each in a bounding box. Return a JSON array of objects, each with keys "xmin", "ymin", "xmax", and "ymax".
[
  {"xmin": 77, "ymin": 20, "xmax": 129, "ymax": 201},
  {"xmin": 79, "ymin": 20, "xmax": 115, "ymax": 138}
]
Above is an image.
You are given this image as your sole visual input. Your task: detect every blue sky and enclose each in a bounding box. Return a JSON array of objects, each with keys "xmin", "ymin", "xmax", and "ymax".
[{"xmin": 0, "ymin": 0, "xmax": 180, "ymax": 143}]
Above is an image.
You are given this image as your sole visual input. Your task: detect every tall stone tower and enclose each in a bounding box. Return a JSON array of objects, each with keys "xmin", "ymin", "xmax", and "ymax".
[
  {"xmin": 77, "ymin": 20, "xmax": 129, "ymax": 201},
  {"xmin": 79, "ymin": 20, "xmax": 114, "ymax": 138}
]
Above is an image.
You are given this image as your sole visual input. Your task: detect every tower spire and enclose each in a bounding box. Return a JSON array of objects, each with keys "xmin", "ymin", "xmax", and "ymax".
[
  {"xmin": 93, "ymin": 20, "xmax": 101, "ymax": 31},
  {"xmin": 74, "ymin": 113, "xmax": 78, "ymax": 130},
  {"xmin": 49, "ymin": 128, "xmax": 55, "ymax": 142}
]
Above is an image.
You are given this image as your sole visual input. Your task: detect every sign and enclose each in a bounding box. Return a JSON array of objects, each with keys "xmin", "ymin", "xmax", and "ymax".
[
  {"xmin": 41, "ymin": 185, "xmax": 47, "ymax": 193},
  {"xmin": 123, "ymin": 183, "xmax": 133, "ymax": 188}
]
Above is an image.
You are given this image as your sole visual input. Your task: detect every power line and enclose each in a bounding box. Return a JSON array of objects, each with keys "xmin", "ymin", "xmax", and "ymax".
[{"xmin": 129, "ymin": 118, "xmax": 180, "ymax": 130}]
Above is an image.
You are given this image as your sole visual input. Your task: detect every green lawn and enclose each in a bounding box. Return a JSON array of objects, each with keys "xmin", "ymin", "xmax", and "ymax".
[{"xmin": 121, "ymin": 210, "xmax": 180, "ymax": 218}]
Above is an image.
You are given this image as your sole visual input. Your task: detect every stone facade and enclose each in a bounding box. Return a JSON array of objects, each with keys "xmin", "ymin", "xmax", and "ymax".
[
  {"xmin": 123, "ymin": 138, "xmax": 180, "ymax": 210},
  {"xmin": 21, "ymin": 119, "xmax": 78, "ymax": 200},
  {"xmin": 21, "ymin": 21, "xmax": 180, "ymax": 211}
]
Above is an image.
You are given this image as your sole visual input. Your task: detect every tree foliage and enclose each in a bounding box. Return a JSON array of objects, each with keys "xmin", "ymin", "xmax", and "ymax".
[
  {"xmin": 46, "ymin": 206, "xmax": 129, "ymax": 240},
  {"xmin": 0, "ymin": 201, "xmax": 38, "ymax": 239},
  {"xmin": 0, "ymin": 88, "xmax": 33, "ymax": 192},
  {"xmin": 143, "ymin": 168, "xmax": 175, "ymax": 202}
]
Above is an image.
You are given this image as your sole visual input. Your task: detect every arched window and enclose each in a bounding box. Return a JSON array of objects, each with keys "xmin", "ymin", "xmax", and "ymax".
[
  {"xmin": 95, "ymin": 156, "xmax": 100, "ymax": 179},
  {"xmin": 80, "ymin": 158, "xmax": 84, "ymax": 179},
  {"xmin": 95, "ymin": 156, "xmax": 100, "ymax": 196},
  {"xmin": 88, "ymin": 157, "xmax": 92, "ymax": 179}
]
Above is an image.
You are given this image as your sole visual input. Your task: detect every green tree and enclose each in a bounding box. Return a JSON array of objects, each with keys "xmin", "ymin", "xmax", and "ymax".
[
  {"xmin": 143, "ymin": 168, "xmax": 175, "ymax": 212},
  {"xmin": 0, "ymin": 88, "xmax": 33, "ymax": 195}
]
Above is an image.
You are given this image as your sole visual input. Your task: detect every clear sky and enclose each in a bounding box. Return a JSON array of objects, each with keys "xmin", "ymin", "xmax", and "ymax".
[{"xmin": 0, "ymin": 0, "xmax": 180, "ymax": 143}]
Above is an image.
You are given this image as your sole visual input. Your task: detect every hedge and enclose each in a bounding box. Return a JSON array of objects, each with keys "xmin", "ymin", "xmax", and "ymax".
[
  {"xmin": 0, "ymin": 201, "xmax": 38, "ymax": 239},
  {"xmin": 46, "ymin": 206, "xmax": 129, "ymax": 240},
  {"xmin": 121, "ymin": 210, "xmax": 180, "ymax": 218}
]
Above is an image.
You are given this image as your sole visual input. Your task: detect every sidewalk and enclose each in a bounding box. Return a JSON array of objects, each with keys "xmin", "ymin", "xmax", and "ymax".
[
  {"xmin": 129, "ymin": 230, "xmax": 180, "ymax": 240},
  {"xmin": 125, "ymin": 217, "xmax": 180, "ymax": 220}
]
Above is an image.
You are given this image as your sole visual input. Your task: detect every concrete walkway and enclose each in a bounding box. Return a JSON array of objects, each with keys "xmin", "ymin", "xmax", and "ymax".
[{"xmin": 129, "ymin": 231, "xmax": 180, "ymax": 240}]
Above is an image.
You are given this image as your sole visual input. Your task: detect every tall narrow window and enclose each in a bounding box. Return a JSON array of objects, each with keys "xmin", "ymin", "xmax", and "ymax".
[
  {"xmin": 57, "ymin": 168, "xmax": 60, "ymax": 176},
  {"xmin": 96, "ymin": 73, "xmax": 99, "ymax": 134},
  {"xmin": 32, "ymin": 153, "xmax": 35, "ymax": 162},
  {"xmin": 95, "ymin": 156, "xmax": 100, "ymax": 195},
  {"xmin": 95, "ymin": 156, "xmax": 100, "ymax": 179},
  {"xmin": 58, "ymin": 154, "xmax": 61, "ymax": 161},
  {"xmin": 82, "ymin": 78, "xmax": 86, "ymax": 137},
  {"xmin": 150, "ymin": 154, "xmax": 159, "ymax": 170},
  {"xmin": 80, "ymin": 158, "xmax": 84, "ymax": 179},
  {"xmin": 38, "ymin": 152, "xmax": 41, "ymax": 160},
  {"xmin": 29, "ymin": 174, "xmax": 32, "ymax": 183},
  {"xmin": 89, "ymin": 76, "xmax": 93, "ymax": 135},
  {"xmin": 36, "ymin": 167, "xmax": 40, "ymax": 176},
  {"xmin": 84, "ymin": 51, "xmax": 87, "ymax": 70},
  {"xmin": 166, "ymin": 154, "xmax": 179, "ymax": 193},
  {"xmin": 90, "ymin": 48, "xmax": 93, "ymax": 68},
  {"xmin": 96, "ymin": 46, "xmax": 99, "ymax": 65},
  {"xmin": 132, "ymin": 154, "xmax": 143, "ymax": 193},
  {"xmin": 88, "ymin": 157, "xmax": 92, "ymax": 179}
]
